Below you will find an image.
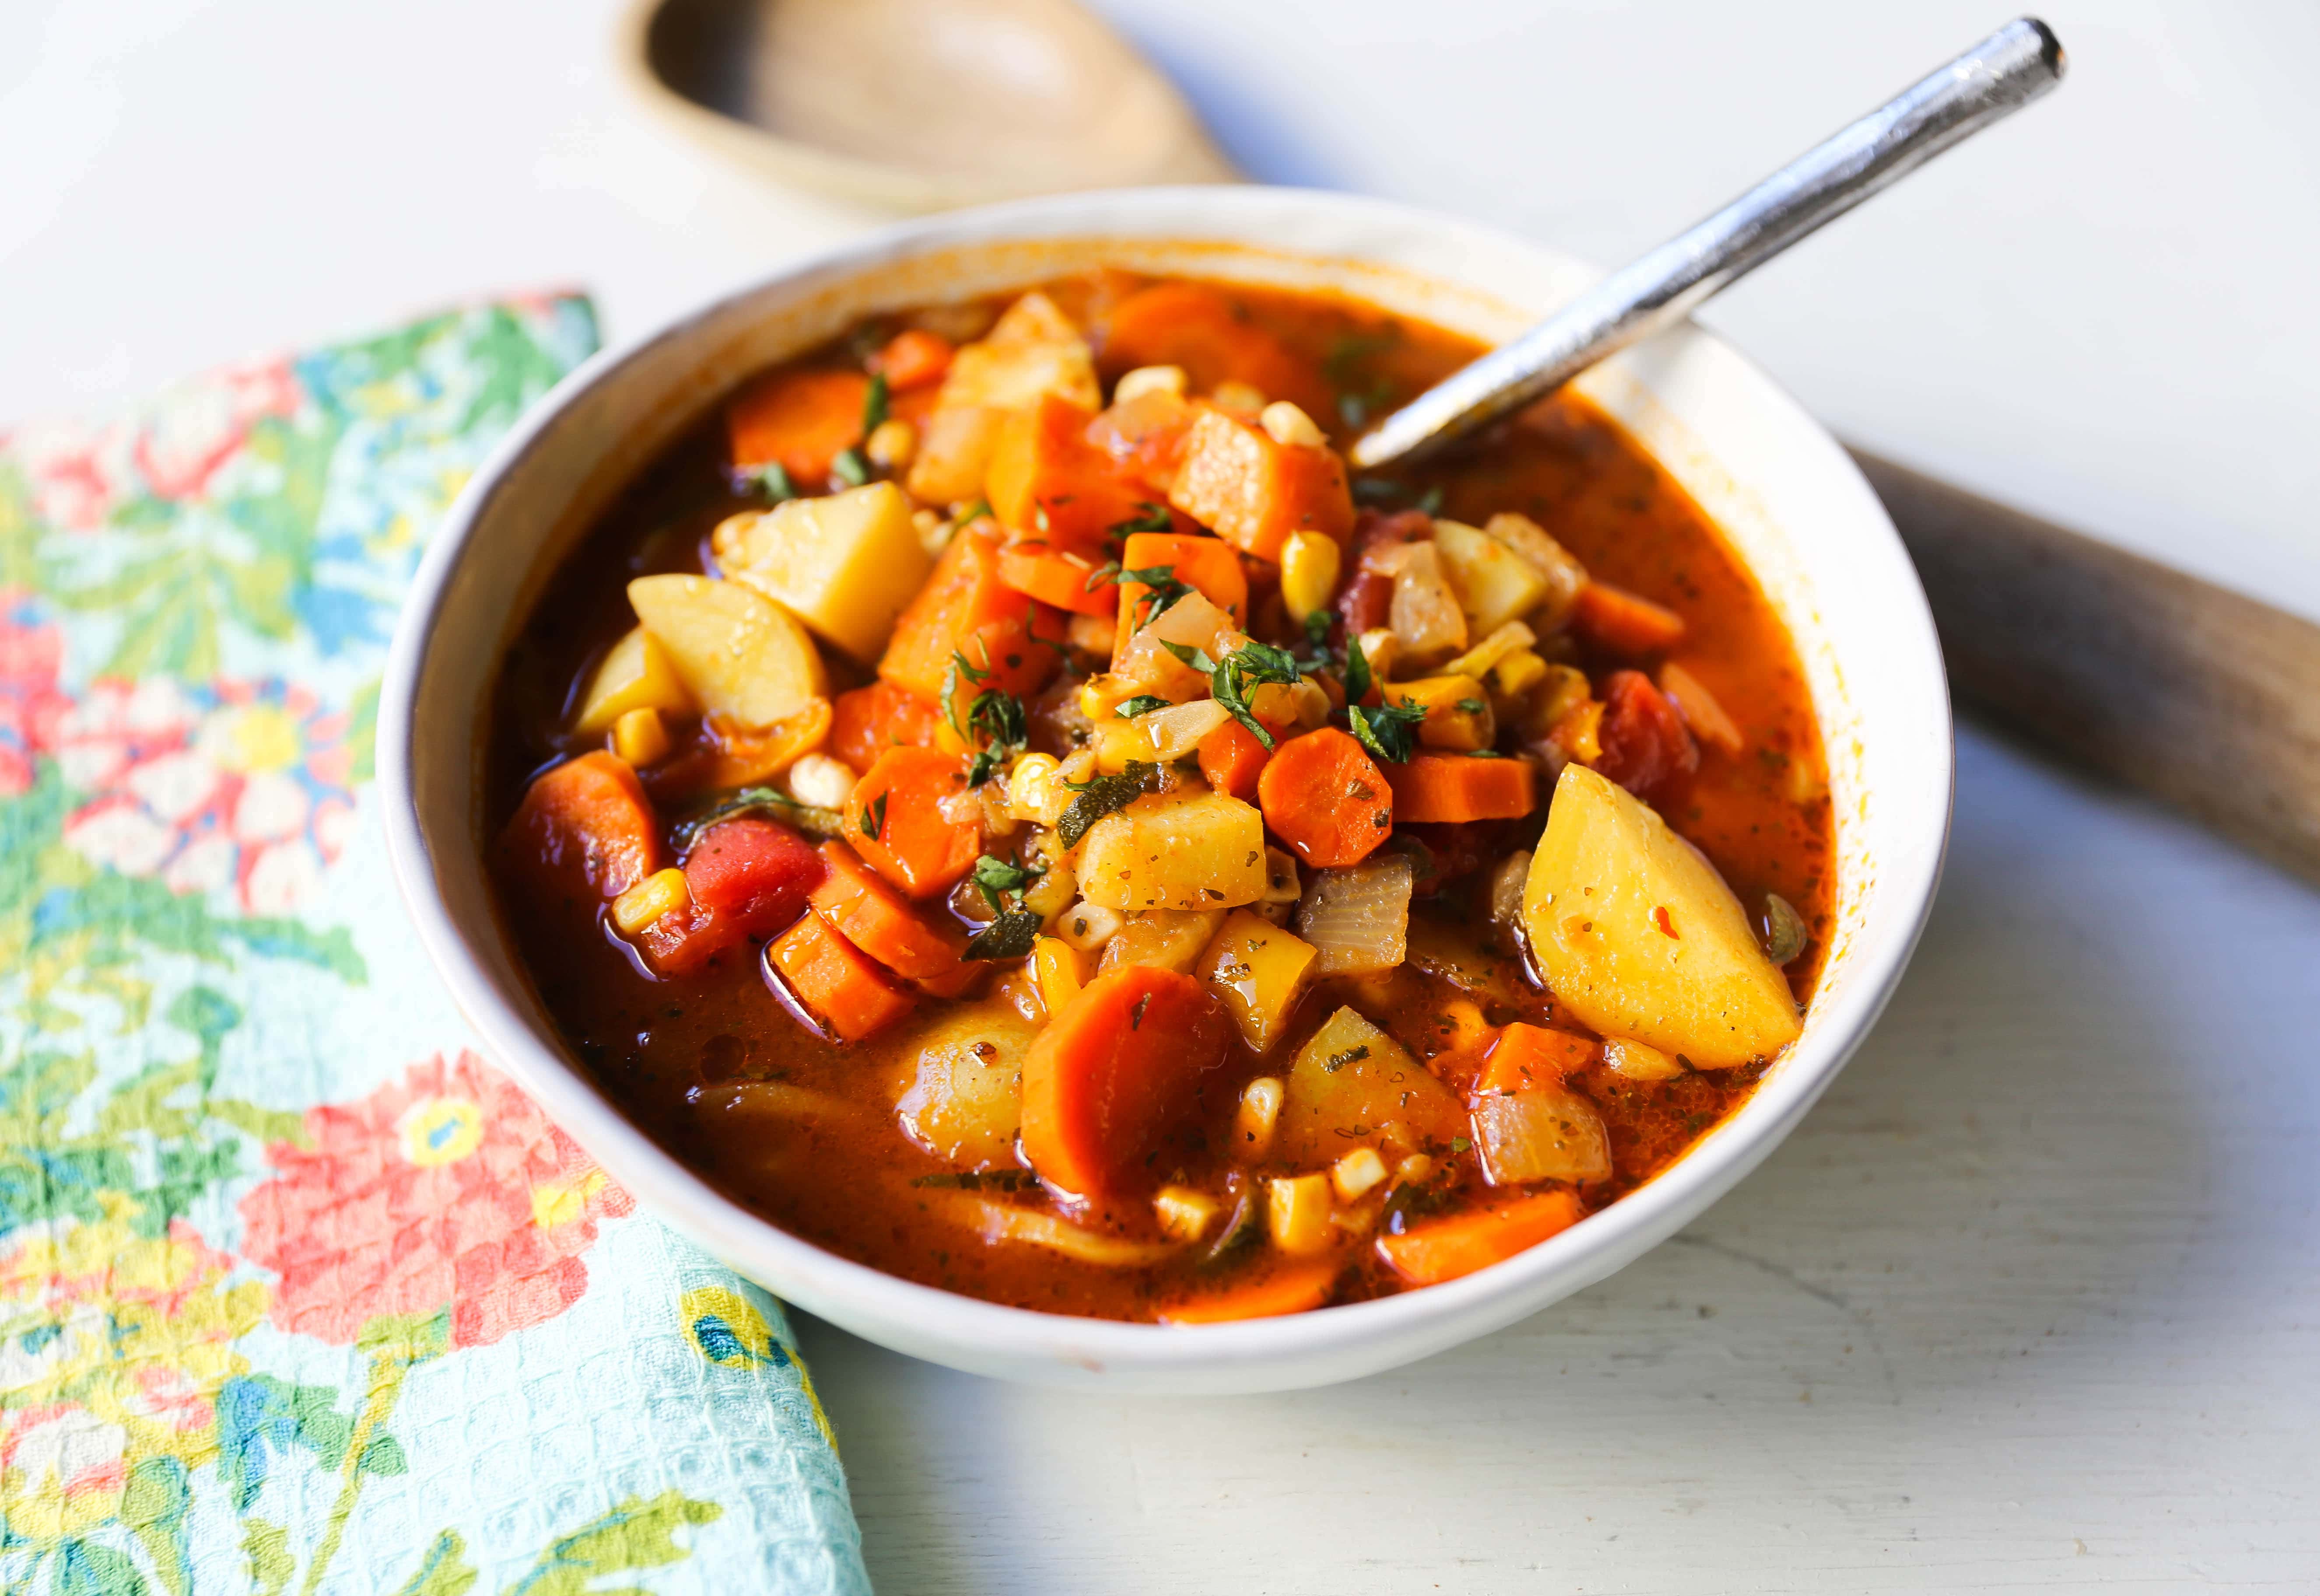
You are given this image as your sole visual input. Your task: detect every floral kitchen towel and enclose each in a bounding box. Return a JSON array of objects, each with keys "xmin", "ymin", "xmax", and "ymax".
[{"xmin": 0, "ymin": 297, "xmax": 871, "ymax": 1596}]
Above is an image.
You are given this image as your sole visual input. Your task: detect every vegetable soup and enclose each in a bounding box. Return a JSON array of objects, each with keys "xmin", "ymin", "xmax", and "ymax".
[{"xmin": 488, "ymin": 272, "xmax": 1831, "ymax": 1323}]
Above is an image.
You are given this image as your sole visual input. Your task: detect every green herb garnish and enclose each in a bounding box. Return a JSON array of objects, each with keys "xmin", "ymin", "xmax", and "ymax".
[
  {"xmin": 1456, "ymin": 698, "xmax": 1486, "ymax": 715},
  {"xmin": 861, "ymin": 371, "xmax": 890, "ymax": 437},
  {"xmin": 1451, "ymin": 1136, "xmax": 1473, "ymax": 1155},
  {"xmin": 1087, "ymin": 561, "xmax": 1195, "ymax": 627},
  {"xmin": 831, "ymin": 448, "xmax": 869, "ymax": 488},
  {"xmin": 1114, "ymin": 695, "xmax": 1171, "ymax": 719},
  {"xmin": 1107, "ymin": 502, "xmax": 1176, "ymax": 538},
  {"xmin": 970, "ymin": 852, "xmax": 1043, "ymax": 914},
  {"xmin": 1342, "ymin": 629, "xmax": 1374, "ymax": 706},
  {"xmin": 1056, "ymin": 761, "xmax": 1162, "ymax": 847},
  {"xmin": 1292, "ymin": 609, "xmax": 1334, "ymax": 676},
  {"xmin": 749, "ymin": 462, "xmax": 797, "ymax": 503},
  {"xmin": 1158, "ymin": 640, "xmax": 1217, "ymax": 673},
  {"xmin": 859, "ymin": 791, "xmax": 889, "ymax": 840},
  {"xmin": 962, "ymin": 909, "xmax": 1042, "ymax": 961},
  {"xmin": 1209, "ymin": 640, "xmax": 1302, "ymax": 751},
  {"xmin": 1349, "ymin": 696, "xmax": 1428, "ymax": 763},
  {"xmin": 671, "ymin": 787, "xmax": 844, "ymax": 848},
  {"xmin": 1321, "ymin": 1044, "xmax": 1370, "ymax": 1074}
]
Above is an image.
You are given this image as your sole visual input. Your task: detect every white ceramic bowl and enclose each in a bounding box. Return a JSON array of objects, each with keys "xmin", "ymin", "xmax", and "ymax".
[{"xmin": 381, "ymin": 187, "xmax": 1952, "ymax": 1393}]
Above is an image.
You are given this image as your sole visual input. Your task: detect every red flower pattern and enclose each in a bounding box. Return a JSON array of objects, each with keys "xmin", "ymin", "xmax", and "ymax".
[{"xmin": 237, "ymin": 1050, "xmax": 633, "ymax": 1350}]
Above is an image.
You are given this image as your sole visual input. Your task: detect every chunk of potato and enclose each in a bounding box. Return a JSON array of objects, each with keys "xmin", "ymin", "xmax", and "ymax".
[
  {"xmin": 573, "ymin": 625, "xmax": 694, "ymax": 735},
  {"xmin": 712, "ymin": 483, "xmax": 933, "ymax": 665},
  {"xmin": 905, "ymin": 292, "xmax": 1099, "ymax": 505},
  {"xmin": 627, "ymin": 574, "xmax": 827, "ymax": 731},
  {"xmin": 1432, "ymin": 518, "xmax": 1553, "ymax": 635},
  {"xmin": 1469, "ymin": 1086, "xmax": 1612, "ymax": 1186},
  {"xmin": 1097, "ymin": 908, "xmax": 1227, "ymax": 975},
  {"xmin": 892, "ymin": 1003, "xmax": 1038, "ymax": 1170},
  {"xmin": 1196, "ymin": 909, "xmax": 1318, "ymax": 1054},
  {"xmin": 1076, "ymin": 791, "xmax": 1268, "ymax": 912},
  {"xmin": 1524, "ymin": 764, "xmax": 1802, "ymax": 1068},
  {"xmin": 1279, "ymin": 1006, "xmax": 1464, "ymax": 1164}
]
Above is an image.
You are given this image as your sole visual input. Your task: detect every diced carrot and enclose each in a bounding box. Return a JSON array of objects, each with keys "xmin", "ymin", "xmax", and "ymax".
[
  {"xmin": 1197, "ymin": 718, "xmax": 1271, "ymax": 802},
  {"xmin": 870, "ymin": 329, "xmax": 953, "ymax": 392},
  {"xmin": 1384, "ymin": 753, "xmax": 1537, "ymax": 824},
  {"xmin": 1375, "ymin": 1190, "xmax": 1585, "ymax": 1285},
  {"xmin": 1168, "ymin": 408, "xmax": 1353, "ymax": 562},
  {"xmin": 767, "ymin": 911, "xmax": 916, "ymax": 1042},
  {"xmin": 1085, "ymin": 389, "xmax": 1202, "ymax": 497},
  {"xmin": 809, "ymin": 840, "xmax": 970, "ymax": 983},
  {"xmin": 1572, "ymin": 580, "xmax": 1686, "ymax": 656},
  {"xmin": 985, "ymin": 392, "xmax": 1159, "ymax": 550},
  {"xmin": 842, "ymin": 746, "xmax": 982, "ymax": 900},
  {"xmin": 1158, "ymin": 1259, "xmax": 1342, "ymax": 1325},
  {"xmin": 500, "ymin": 751, "xmax": 662, "ymax": 910},
  {"xmin": 638, "ymin": 815, "xmax": 825, "ymax": 976},
  {"xmin": 725, "ymin": 368, "xmax": 871, "ymax": 486},
  {"xmin": 1019, "ymin": 966, "xmax": 1231, "ymax": 1200},
  {"xmin": 1257, "ymin": 727, "xmax": 1392, "ymax": 869},
  {"xmin": 1115, "ymin": 531, "xmax": 1246, "ymax": 649},
  {"xmin": 997, "ymin": 541, "xmax": 1119, "ymax": 618},
  {"xmin": 1658, "ymin": 660, "xmax": 1743, "ymax": 756},
  {"xmin": 1591, "ymin": 670, "xmax": 1698, "ymax": 802},
  {"xmin": 879, "ymin": 527, "xmax": 1066, "ymax": 702},
  {"xmin": 1096, "ymin": 282, "xmax": 1329, "ymax": 418},
  {"xmin": 642, "ymin": 700, "xmax": 832, "ymax": 801},
  {"xmin": 1474, "ymin": 1023, "xmax": 1598, "ymax": 1096},
  {"xmin": 831, "ymin": 681, "xmax": 945, "ymax": 776}
]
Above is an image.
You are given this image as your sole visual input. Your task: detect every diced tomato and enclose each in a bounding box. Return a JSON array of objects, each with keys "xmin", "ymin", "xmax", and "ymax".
[
  {"xmin": 831, "ymin": 681, "xmax": 945, "ymax": 776},
  {"xmin": 1592, "ymin": 669, "xmax": 1698, "ymax": 801},
  {"xmin": 636, "ymin": 816, "xmax": 823, "ymax": 976},
  {"xmin": 499, "ymin": 752, "xmax": 661, "ymax": 913}
]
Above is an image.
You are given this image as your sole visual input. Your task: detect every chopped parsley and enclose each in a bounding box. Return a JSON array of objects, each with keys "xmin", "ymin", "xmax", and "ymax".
[
  {"xmin": 859, "ymin": 791, "xmax": 889, "ymax": 841},
  {"xmin": 1320, "ymin": 1044, "xmax": 1370, "ymax": 1074},
  {"xmin": 671, "ymin": 786, "xmax": 845, "ymax": 847},
  {"xmin": 861, "ymin": 371, "xmax": 890, "ymax": 437},
  {"xmin": 1158, "ymin": 640, "xmax": 1217, "ymax": 672},
  {"xmin": 1056, "ymin": 761, "xmax": 1163, "ymax": 847},
  {"xmin": 1209, "ymin": 640, "xmax": 1303, "ymax": 750},
  {"xmin": 1107, "ymin": 502, "xmax": 1176, "ymax": 538},
  {"xmin": 970, "ymin": 852, "xmax": 1043, "ymax": 914},
  {"xmin": 1292, "ymin": 609, "xmax": 1335, "ymax": 676},
  {"xmin": 1457, "ymin": 698, "xmax": 1487, "ymax": 715},
  {"xmin": 1114, "ymin": 695, "xmax": 1171, "ymax": 719},
  {"xmin": 749, "ymin": 462, "xmax": 797, "ymax": 503},
  {"xmin": 941, "ymin": 649, "xmax": 1025, "ymax": 786},
  {"xmin": 831, "ymin": 448, "xmax": 869, "ymax": 488},
  {"xmin": 1349, "ymin": 697, "xmax": 1429, "ymax": 763},
  {"xmin": 1088, "ymin": 561, "xmax": 1195, "ymax": 627}
]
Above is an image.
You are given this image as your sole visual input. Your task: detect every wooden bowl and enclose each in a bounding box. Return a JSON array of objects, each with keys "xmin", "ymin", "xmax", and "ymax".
[{"xmin": 616, "ymin": 0, "xmax": 1240, "ymax": 211}]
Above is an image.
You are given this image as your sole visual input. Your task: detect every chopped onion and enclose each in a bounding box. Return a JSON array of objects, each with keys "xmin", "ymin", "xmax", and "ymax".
[
  {"xmin": 1295, "ymin": 855, "xmax": 1415, "ymax": 976},
  {"xmin": 1132, "ymin": 697, "xmax": 1231, "ymax": 760},
  {"xmin": 936, "ymin": 1192, "xmax": 1181, "ymax": 1266},
  {"xmin": 1387, "ymin": 542, "xmax": 1468, "ymax": 663},
  {"xmin": 1470, "ymin": 1086, "xmax": 1612, "ymax": 1186},
  {"xmin": 1116, "ymin": 591, "xmax": 1235, "ymax": 693}
]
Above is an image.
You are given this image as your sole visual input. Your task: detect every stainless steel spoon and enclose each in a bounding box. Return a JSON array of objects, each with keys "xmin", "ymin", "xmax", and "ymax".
[{"xmin": 1349, "ymin": 17, "xmax": 2067, "ymax": 472}]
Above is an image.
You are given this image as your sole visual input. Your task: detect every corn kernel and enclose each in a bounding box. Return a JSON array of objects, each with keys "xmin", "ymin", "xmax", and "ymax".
[
  {"xmin": 1114, "ymin": 364, "xmax": 1188, "ymax": 403},
  {"xmin": 1091, "ymin": 718, "xmax": 1146, "ymax": 774},
  {"xmin": 1078, "ymin": 673, "xmax": 1141, "ymax": 722},
  {"xmin": 1032, "ymin": 935, "xmax": 1089, "ymax": 1016},
  {"xmin": 1006, "ymin": 752, "xmax": 1061, "ymax": 823},
  {"xmin": 610, "ymin": 867, "xmax": 689, "ymax": 936},
  {"xmin": 1444, "ymin": 620, "xmax": 1538, "ymax": 681},
  {"xmin": 610, "ymin": 707, "xmax": 670, "ymax": 767},
  {"xmin": 1267, "ymin": 1173, "xmax": 1334, "ymax": 1255},
  {"xmin": 1237, "ymin": 1076, "xmax": 1285, "ymax": 1155},
  {"xmin": 1055, "ymin": 900, "xmax": 1123, "ymax": 953},
  {"xmin": 863, "ymin": 418, "xmax": 917, "ymax": 470},
  {"xmin": 786, "ymin": 752, "xmax": 856, "ymax": 810},
  {"xmin": 912, "ymin": 507, "xmax": 952, "ymax": 557},
  {"xmin": 1259, "ymin": 400, "xmax": 1327, "ymax": 449},
  {"xmin": 1154, "ymin": 1184, "xmax": 1219, "ymax": 1242},
  {"xmin": 1491, "ymin": 647, "xmax": 1549, "ymax": 697},
  {"xmin": 1331, "ymin": 1147, "xmax": 1388, "ymax": 1202},
  {"xmin": 1279, "ymin": 530, "xmax": 1342, "ymax": 623},
  {"xmin": 1395, "ymin": 1154, "xmax": 1436, "ymax": 1186},
  {"xmin": 1211, "ymin": 379, "xmax": 1267, "ymax": 416}
]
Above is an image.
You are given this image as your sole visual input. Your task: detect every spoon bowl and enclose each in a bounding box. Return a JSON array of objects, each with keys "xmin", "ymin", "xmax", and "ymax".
[{"xmin": 620, "ymin": 0, "xmax": 1239, "ymax": 211}]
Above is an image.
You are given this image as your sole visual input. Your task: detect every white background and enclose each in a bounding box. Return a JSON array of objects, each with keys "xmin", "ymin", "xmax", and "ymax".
[{"xmin": 7, "ymin": 2, "xmax": 2316, "ymax": 1589}]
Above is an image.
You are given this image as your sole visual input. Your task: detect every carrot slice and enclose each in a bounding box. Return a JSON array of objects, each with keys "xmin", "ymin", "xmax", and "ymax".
[
  {"xmin": 1115, "ymin": 530, "xmax": 1247, "ymax": 648},
  {"xmin": 726, "ymin": 368, "xmax": 870, "ymax": 486},
  {"xmin": 1257, "ymin": 727, "xmax": 1392, "ymax": 868},
  {"xmin": 830, "ymin": 680, "xmax": 945, "ymax": 776},
  {"xmin": 1474, "ymin": 1024, "xmax": 1598, "ymax": 1096},
  {"xmin": 1657, "ymin": 660, "xmax": 1743, "ymax": 756},
  {"xmin": 1019, "ymin": 966, "xmax": 1231, "ymax": 1200},
  {"xmin": 500, "ymin": 751, "xmax": 662, "ymax": 909},
  {"xmin": 985, "ymin": 392, "xmax": 1158, "ymax": 550},
  {"xmin": 1375, "ymin": 1190, "xmax": 1585, "ymax": 1285},
  {"xmin": 1197, "ymin": 718, "xmax": 1271, "ymax": 803},
  {"xmin": 1096, "ymin": 282, "xmax": 1328, "ymax": 418},
  {"xmin": 1384, "ymin": 754, "xmax": 1537, "ymax": 824},
  {"xmin": 1572, "ymin": 580, "xmax": 1686, "ymax": 656},
  {"xmin": 767, "ymin": 911, "xmax": 916, "ymax": 1042},
  {"xmin": 1158, "ymin": 1259, "xmax": 1342, "ymax": 1325},
  {"xmin": 1167, "ymin": 408, "xmax": 1353, "ymax": 562},
  {"xmin": 879, "ymin": 526, "xmax": 1065, "ymax": 702},
  {"xmin": 870, "ymin": 329, "xmax": 953, "ymax": 392},
  {"xmin": 808, "ymin": 839, "xmax": 970, "ymax": 983},
  {"xmin": 997, "ymin": 541, "xmax": 1119, "ymax": 618},
  {"xmin": 842, "ymin": 746, "xmax": 981, "ymax": 900}
]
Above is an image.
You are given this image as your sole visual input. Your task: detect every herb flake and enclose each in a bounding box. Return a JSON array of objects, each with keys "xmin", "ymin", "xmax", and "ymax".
[{"xmin": 1056, "ymin": 761, "xmax": 1162, "ymax": 847}]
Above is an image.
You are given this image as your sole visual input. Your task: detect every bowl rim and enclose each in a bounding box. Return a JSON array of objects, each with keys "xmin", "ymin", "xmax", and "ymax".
[{"xmin": 380, "ymin": 185, "xmax": 1952, "ymax": 1382}]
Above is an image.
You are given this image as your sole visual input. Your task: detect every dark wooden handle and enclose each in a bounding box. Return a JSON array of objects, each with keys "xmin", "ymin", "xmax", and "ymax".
[{"xmin": 1849, "ymin": 447, "xmax": 2320, "ymax": 887}]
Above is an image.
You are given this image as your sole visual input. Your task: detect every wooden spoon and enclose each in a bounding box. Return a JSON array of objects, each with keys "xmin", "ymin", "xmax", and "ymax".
[{"xmin": 617, "ymin": 0, "xmax": 1238, "ymax": 212}]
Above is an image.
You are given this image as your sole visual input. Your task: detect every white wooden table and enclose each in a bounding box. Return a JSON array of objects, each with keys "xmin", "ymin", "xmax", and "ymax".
[{"xmin": 11, "ymin": 2, "xmax": 2316, "ymax": 1587}]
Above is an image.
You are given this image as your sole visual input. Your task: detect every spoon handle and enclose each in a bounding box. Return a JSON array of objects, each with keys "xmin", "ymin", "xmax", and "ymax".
[{"xmin": 1349, "ymin": 17, "xmax": 2066, "ymax": 471}]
